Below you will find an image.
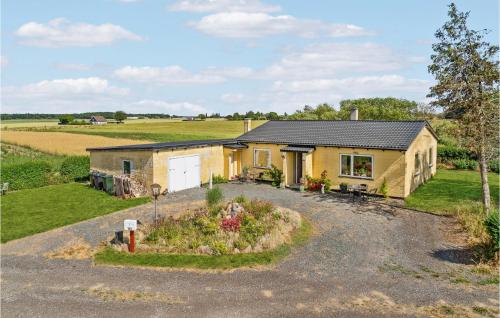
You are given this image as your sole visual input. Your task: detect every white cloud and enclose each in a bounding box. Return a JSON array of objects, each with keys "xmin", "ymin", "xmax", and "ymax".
[
  {"xmin": 189, "ymin": 12, "xmax": 372, "ymax": 38},
  {"xmin": 272, "ymin": 75, "xmax": 431, "ymax": 93},
  {"xmin": 262, "ymin": 43, "xmax": 422, "ymax": 79},
  {"xmin": 15, "ymin": 18, "xmax": 143, "ymax": 48},
  {"xmin": 3, "ymin": 77, "xmax": 128, "ymax": 97},
  {"xmin": 2, "ymin": 77, "xmax": 129, "ymax": 113},
  {"xmin": 113, "ymin": 65, "xmax": 255, "ymax": 85},
  {"xmin": 126, "ymin": 100, "xmax": 206, "ymax": 115},
  {"xmin": 169, "ymin": 0, "xmax": 281, "ymax": 13},
  {"xmin": 1, "ymin": 56, "xmax": 8, "ymax": 67}
]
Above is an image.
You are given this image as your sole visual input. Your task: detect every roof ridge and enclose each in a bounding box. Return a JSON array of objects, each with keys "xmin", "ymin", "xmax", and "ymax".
[{"xmin": 266, "ymin": 119, "xmax": 428, "ymax": 123}]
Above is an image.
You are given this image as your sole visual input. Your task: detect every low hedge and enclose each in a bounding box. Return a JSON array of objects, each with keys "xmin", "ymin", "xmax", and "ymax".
[
  {"xmin": 452, "ymin": 159, "xmax": 478, "ymax": 170},
  {"xmin": 1, "ymin": 161, "xmax": 52, "ymax": 190},
  {"xmin": 488, "ymin": 160, "xmax": 500, "ymax": 174},
  {"xmin": 437, "ymin": 145, "xmax": 475, "ymax": 162},
  {"xmin": 60, "ymin": 156, "xmax": 90, "ymax": 181}
]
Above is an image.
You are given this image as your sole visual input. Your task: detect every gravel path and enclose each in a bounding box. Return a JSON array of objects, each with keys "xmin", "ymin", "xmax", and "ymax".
[{"xmin": 2, "ymin": 183, "xmax": 498, "ymax": 317}]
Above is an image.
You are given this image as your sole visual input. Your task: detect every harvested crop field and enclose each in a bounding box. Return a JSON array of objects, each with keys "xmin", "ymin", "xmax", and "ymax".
[{"xmin": 0, "ymin": 131, "xmax": 151, "ymax": 155}]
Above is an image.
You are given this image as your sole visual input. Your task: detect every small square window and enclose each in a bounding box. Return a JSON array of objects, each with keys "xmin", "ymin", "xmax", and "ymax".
[
  {"xmin": 254, "ymin": 149, "xmax": 271, "ymax": 168},
  {"xmin": 123, "ymin": 160, "xmax": 132, "ymax": 175}
]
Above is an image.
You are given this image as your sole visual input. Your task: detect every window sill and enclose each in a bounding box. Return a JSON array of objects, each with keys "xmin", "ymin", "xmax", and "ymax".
[
  {"xmin": 253, "ymin": 166, "xmax": 271, "ymax": 170},
  {"xmin": 338, "ymin": 175, "xmax": 374, "ymax": 181}
]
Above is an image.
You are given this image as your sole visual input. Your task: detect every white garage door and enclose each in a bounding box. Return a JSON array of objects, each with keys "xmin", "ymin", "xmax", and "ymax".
[{"xmin": 168, "ymin": 155, "xmax": 201, "ymax": 192}]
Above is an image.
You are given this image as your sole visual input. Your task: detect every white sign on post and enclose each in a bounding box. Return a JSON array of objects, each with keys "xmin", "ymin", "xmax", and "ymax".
[{"xmin": 124, "ymin": 219, "xmax": 137, "ymax": 231}]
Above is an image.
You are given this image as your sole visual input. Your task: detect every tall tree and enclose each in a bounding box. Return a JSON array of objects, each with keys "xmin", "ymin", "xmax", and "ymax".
[
  {"xmin": 428, "ymin": 3, "xmax": 499, "ymax": 213},
  {"xmin": 114, "ymin": 111, "xmax": 127, "ymax": 123},
  {"xmin": 338, "ymin": 98, "xmax": 419, "ymax": 120}
]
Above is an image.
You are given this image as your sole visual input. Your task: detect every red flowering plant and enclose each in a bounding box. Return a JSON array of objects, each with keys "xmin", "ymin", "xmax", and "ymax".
[
  {"xmin": 221, "ymin": 216, "xmax": 241, "ymax": 232},
  {"xmin": 306, "ymin": 170, "xmax": 331, "ymax": 192}
]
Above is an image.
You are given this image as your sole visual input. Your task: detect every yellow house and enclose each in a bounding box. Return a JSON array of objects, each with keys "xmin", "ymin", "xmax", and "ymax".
[{"xmin": 87, "ymin": 113, "xmax": 438, "ymax": 198}]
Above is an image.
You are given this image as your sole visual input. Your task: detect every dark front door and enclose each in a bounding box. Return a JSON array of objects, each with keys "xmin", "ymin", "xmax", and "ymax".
[{"xmin": 295, "ymin": 152, "xmax": 303, "ymax": 184}]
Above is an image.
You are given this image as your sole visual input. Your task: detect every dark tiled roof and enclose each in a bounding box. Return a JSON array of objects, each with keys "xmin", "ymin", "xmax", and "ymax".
[
  {"xmin": 87, "ymin": 139, "xmax": 236, "ymax": 151},
  {"xmin": 236, "ymin": 120, "xmax": 435, "ymax": 150},
  {"xmin": 280, "ymin": 145, "xmax": 315, "ymax": 153},
  {"xmin": 223, "ymin": 143, "xmax": 248, "ymax": 149}
]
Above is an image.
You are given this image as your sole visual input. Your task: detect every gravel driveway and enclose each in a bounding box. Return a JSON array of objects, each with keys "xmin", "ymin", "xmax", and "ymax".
[{"xmin": 2, "ymin": 183, "xmax": 498, "ymax": 317}]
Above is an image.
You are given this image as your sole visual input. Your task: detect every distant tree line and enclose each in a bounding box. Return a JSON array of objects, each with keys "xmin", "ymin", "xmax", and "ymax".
[
  {"xmin": 0, "ymin": 112, "xmax": 175, "ymax": 120},
  {"xmin": 2, "ymin": 97, "xmax": 439, "ymax": 122}
]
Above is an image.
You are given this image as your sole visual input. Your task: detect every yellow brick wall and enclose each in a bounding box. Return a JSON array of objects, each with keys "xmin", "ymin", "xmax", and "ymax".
[
  {"xmin": 404, "ymin": 127, "xmax": 438, "ymax": 196},
  {"xmin": 311, "ymin": 146, "xmax": 406, "ymax": 197},
  {"xmin": 89, "ymin": 150, "xmax": 155, "ymax": 186},
  {"xmin": 240, "ymin": 143, "xmax": 286, "ymax": 172},
  {"xmin": 153, "ymin": 145, "xmax": 225, "ymax": 191},
  {"xmin": 238, "ymin": 143, "xmax": 407, "ymax": 196}
]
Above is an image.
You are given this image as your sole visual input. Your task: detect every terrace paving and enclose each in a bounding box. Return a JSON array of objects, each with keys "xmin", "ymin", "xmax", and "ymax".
[{"xmin": 2, "ymin": 183, "xmax": 498, "ymax": 317}]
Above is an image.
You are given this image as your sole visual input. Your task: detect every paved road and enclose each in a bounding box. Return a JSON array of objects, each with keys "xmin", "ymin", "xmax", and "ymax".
[{"xmin": 2, "ymin": 183, "xmax": 498, "ymax": 317}]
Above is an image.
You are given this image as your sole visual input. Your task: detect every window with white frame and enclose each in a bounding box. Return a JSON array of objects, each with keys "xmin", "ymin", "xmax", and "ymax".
[
  {"xmin": 340, "ymin": 154, "xmax": 373, "ymax": 178},
  {"xmin": 428, "ymin": 147, "xmax": 433, "ymax": 167},
  {"xmin": 253, "ymin": 149, "xmax": 271, "ymax": 168},
  {"xmin": 122, "ymin": 160, "xmax": 133, "ymax": 175}
]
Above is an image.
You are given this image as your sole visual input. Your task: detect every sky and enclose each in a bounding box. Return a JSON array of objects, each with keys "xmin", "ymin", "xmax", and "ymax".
[{"xmin": 1, "ymin": 0, "xmax": 498, "ymax": 116}]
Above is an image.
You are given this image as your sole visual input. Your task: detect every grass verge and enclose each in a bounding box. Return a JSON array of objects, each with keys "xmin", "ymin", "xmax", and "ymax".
[
  {"xmin": 405, "ymin": 169, "xmax": 499, "ymax": 215},
  {"xmin": 0, "ymin": 183, "xmax": 149, "ymax": 242},
  {"xmin": 94, "ymin": 218, "xmax": 313, "ymax": 270}
]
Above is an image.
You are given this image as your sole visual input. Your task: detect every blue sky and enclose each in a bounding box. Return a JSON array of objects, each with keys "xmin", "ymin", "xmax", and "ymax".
[{"xmin": 1, "ymin": 0, "xmax": 498, "ymax": 115}]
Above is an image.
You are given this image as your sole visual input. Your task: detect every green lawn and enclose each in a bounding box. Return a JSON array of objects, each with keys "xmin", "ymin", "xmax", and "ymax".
[
  {"xmin": 405, "ymin": 169, "xmax": 499, "ymax": 214},
  {"xmin": 95, "ymin": 219, "xmax": 312, "ymax": 269},
  {"xmin": 0, "ymin": 183, "xmax": 149, "ymax": 243}
]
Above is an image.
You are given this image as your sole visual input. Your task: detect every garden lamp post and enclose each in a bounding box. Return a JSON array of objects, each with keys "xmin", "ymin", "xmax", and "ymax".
[{"xmin": 151, "ymin": 183, "xmax": 161, "ymax": 224}]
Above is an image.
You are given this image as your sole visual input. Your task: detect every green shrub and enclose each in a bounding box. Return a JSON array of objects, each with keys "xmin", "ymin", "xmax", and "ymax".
[
  {"xmin": 195, "ymin": 216, "xmax": 218, "ymax": 235},
  {"xmin": 244, "ymin": 199, "xmax": 274, "ymax": 219},
  {"xmin": 240, "ymin": 216, "xmax": 265, "ymax": 245},
  {"xmin": 206, "ymin": 186, "xmax": 223, "ymax": 207},
  {"xmin": 60, "ymin": 156, "xmax": 90, "ymax": 181},
  {"xmin": 484, "ymin": 212, "xmax": 499, "ymax": 251},
  {"xmin": 1, "ymin": 161, "xmax": 52, "ymax": 190},
  {"xmin": 452, "ymin": 159, "xmax": 478, "ymax": 170},
  {"xmin": 488, "ymin": 160, "xmax": 500, "ymax": 174},
  {"xmin": 233, "ymin": 195, "xmax": 248, "ymax": 204},
  {"xmin": 212, "ymin": 174, "xmax": 228, "ymax": 184},
  {"xmin": 265, "ymin": 164, "xmax": 283, "ymax": 187},
  {"xmin": 438, "ymin": 145, "xmax": 475, "ymax": 163},
  {"xmin": 233, "ymin": 239, "xmax": 249, "ymax": 250},
  {"xmin": 380, "ymin": 178, "xmax": 389, "ymax": 198},
  {"xmin": 210, "ymin": 240, "xmax": 229, "ymax": 255}
]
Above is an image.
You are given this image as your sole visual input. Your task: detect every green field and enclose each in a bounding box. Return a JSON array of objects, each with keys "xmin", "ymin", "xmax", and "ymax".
[
  {"xmin": 4, "ymin": 119, "xmax": 267, "ymax": 142},
  {"xmin": 0, "ymin": 183, "xmax": 149, "ymax": 242},
  {"xmin": 405, "ymin": 169, "xmax": 499, "ymax": 214},
  {"xmin": 1, "ymin": 142, "xmax": 66, "ymax": 167},
  {"xmin": 1, "ymin": 119, "xmax": 59, "ymax": 128}
]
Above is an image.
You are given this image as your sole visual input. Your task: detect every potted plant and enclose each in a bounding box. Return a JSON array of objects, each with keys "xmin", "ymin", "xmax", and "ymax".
[
  {"xmin": 340, "ymin": 182, "xmax": 348, "ymax": 194},
  {"xmin": 279, "ymin": 174, "xmax": 285, "ymax": 189},
  {"xmin": 241, "ymin": 166, "xmax": 249, "ymax": 182}
]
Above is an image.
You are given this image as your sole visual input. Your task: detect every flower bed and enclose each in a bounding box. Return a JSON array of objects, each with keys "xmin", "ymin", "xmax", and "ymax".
[{"xmin": 110, "ymin": 195, "xmax": 301, "ymax": 256}]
